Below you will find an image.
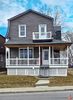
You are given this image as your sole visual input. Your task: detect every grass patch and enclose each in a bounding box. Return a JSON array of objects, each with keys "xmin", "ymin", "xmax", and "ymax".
[
  {"xmin": 0, "ymin": 75, "xmax": 38, "ymax": 88},
  {"xmin": 49, "ymin": 73, "xmax": 73, "ymax": 86}
]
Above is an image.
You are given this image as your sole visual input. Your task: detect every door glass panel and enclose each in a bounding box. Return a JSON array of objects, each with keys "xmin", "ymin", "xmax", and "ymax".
[{"xmin": 44, "ymin": 51, "xmax": 48, "ymax": 60}]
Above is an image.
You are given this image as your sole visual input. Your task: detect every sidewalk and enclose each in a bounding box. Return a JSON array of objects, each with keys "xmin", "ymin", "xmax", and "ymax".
[{"xmin": 0, "ymin": 86, "xmax": 73, "ymax": 93}]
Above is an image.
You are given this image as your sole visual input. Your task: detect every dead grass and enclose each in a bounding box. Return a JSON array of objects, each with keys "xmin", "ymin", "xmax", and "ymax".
[
  {"xmin": 49, "ymin": 73, "xmax": 73, "ymax": 86},
  {"xmin": 0, "ymin": 75, "xmax": 38, "ymax": 88}
]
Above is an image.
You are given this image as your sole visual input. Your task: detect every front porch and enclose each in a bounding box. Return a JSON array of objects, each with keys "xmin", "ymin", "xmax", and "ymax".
[
  {"xmin": 6, "ymin": 45, "xmax": 68, "ymax": 67},
  {"xmin": 6, "ymin": 44, "xmax": 69, "ymax": 76}
]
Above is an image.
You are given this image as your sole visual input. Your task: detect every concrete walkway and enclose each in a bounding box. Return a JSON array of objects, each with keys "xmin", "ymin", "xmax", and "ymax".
[
  {"xmin": 36, "ymin": 79, "xmax": 49, "ymax": 86},
  {"xmin": 0, "ymin": 86, "xmax": 73, "ymax": 93}
]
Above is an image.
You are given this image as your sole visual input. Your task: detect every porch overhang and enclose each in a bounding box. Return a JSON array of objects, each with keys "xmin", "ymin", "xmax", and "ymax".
[{"xmin": 5, "ymin": 42, "xmax": 71, "ymax": 50}]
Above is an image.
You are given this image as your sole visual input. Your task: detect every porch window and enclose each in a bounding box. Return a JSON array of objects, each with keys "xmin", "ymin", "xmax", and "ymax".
[
  {"xmin": 19, "ymin": 24, "xmax": 26, "ymax": 37},
  {"xmin": 19, "ymin": 48, "xmax": 33, "ymax": 58},
  {"xmin": 54, "ymin": 49, "xmax": 60, "ymax": 58},
  {"xmin": 54, "ymin": 49, "xmax": 60, "ymax": 64},
  {"xmin": 29, "ymin": 48, "xmax": 33, "ymax": 58},
  {"xmin": 19, "ymin": 49, "xmax": 27, "ymax": 58}
]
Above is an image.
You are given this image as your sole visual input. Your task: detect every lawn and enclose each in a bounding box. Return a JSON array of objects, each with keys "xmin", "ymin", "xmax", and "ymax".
[
  {"xmin": 49, "ymin": 73, "xmax": 73, "ymax": 86},
  {"xmin": 0, "ymin": 75, "xmax": 38, "ymax": 88},
  {"xmin": 0, "ymin": 68, "xmax": 73, "ymax": 88}
]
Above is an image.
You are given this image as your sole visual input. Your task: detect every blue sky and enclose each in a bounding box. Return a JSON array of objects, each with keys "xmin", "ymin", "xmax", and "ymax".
[{"xmin": 0, "ymin": 0, "xmax": 73, "ymax": 36}]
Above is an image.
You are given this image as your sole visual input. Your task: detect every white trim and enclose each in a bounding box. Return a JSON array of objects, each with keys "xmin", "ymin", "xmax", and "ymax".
[
  {"xmin": 6, "ymin": 47, "xmax": 10, "ymax": 66},
  {"xmin": 49, "ymin": 46, "xmax": 51, "ymax": 64},
  {"xmin": 39, "ymin": 46, "xmax": 40, "ymax": 66},
  {"xmin": 67, "ymin": 46, "xmax": 69, "ymax": 65},
  {"xmin": 27, "ymin": 47, "xmax": 29, "ymax": 65},
  {"xmin": 19, "ymin": 24, "xmax": 26, "ymax": 37},
  {"xmin": 42, "ymin": 49, "xmax": 49, "ymax": 65},
  {"xmin": 16, "ymin": 69, "xmax": 17, "ymax": 75},
  {"xmin": 39, "ymin": 24, "xmax": 47, "ymax": 33},
  {"xmin": 6, "ymin": 65, "xmax": 40, "ymax": 68}
]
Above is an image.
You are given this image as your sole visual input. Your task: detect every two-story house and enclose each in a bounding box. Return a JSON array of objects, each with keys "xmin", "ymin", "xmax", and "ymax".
[{"xmin": 5, "ymin": 10, "xmax": 71, "ymax": 76}]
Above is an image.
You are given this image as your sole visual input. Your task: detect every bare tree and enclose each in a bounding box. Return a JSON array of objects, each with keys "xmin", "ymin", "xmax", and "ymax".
[{"xmin": 63, "ymin": 31, "xmax": 73, "ymax": 65}]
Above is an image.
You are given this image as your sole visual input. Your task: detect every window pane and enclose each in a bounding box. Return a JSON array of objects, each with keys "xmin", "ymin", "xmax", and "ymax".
[
  {"xmin": 41, "ymin": 27, "xmax": 45, "ymax": 32},
  {"xmin": 19, "ymin": 25, "xmax": 26, "ymax": 36},
  {"xmin": 20, "ymin": 49, "xmax": 27, "ymax": 58},
  {"xmin": 44, "ymin": 51, "xmax": 48, "ymax": 60}
]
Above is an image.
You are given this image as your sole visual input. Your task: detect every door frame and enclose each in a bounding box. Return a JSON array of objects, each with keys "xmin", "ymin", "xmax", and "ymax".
[{"xmin": 42, "ymin": 49, "xmax": 49, "ymax": 65}]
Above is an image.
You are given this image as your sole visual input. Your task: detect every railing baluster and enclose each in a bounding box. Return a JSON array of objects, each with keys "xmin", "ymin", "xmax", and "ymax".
[{"xmin": 50, "ymin": 58, "xmax": 68, "ymax": 65}]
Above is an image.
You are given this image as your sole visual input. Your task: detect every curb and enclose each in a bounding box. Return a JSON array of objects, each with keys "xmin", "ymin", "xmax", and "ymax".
[{"xmin": 0, "ymin": 86, "xmax": 73, "ymax": 93}]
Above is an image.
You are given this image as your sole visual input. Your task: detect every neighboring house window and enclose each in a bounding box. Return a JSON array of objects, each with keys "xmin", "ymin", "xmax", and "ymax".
[
  {"xmin": 19, "ymin": 48, "xmax": 33, "ymax": 58},
  {"xmin": 19, "ymin": 25, "xmax": 26, "ymax": 37}
]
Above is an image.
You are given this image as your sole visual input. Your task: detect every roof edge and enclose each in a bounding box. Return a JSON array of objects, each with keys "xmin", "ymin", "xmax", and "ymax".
[{"xmin": 8, "ymin": 9, "xmax": 53, "ymax": 21}]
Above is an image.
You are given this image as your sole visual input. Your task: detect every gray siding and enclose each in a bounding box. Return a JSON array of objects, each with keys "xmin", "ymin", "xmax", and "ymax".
[{"xmin": 9, "ymin": 12, "xmax": 54, "ymax": 43}]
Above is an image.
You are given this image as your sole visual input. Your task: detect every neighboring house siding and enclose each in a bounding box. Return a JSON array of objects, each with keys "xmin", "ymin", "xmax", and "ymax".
[
  {"xmin": 0, "ymin": 35, "xmax": 5, "ymax": 68},
  {"xmin": 9, "ymin": 12, "xmax": 54, "ymax": 43}
]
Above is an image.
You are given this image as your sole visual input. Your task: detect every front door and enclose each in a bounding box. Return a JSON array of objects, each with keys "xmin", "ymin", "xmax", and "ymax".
[{"xmin": 42, "ymin": 49, "xmax": 49, "ymax": 65}]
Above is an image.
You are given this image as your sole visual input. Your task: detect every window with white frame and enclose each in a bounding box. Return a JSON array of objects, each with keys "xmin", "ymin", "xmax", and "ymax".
[
  {"xmin": 19, "ymin": 48, "xmax": 33, "ymax": 58},
  {"xmin": 19, "ymin": 25, "xmax": 26, "ymax": 37},
  {"xmin": 39, "ymin": 24, "xmax": 47, "ymax": 35}
]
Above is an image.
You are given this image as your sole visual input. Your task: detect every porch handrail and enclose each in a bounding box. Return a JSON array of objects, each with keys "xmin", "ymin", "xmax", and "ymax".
[
  {"xmin": 32, "ymin": 31, "xmax": 52, "ymax": 40},
  {"xmin": 6, "ymin": 58, "xmax": 39, "ymax": 66},
  {"xmin": 50, "ymin": 58, "xmax": 68, "ymax": 65}
]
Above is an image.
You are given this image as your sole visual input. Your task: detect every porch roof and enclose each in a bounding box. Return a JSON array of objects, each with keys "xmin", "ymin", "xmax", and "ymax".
[{"xmin": 5, "ymin": 39, "xmax": 71, "ymax": 49}]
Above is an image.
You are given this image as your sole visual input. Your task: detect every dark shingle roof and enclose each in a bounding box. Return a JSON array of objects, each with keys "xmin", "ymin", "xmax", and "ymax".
[
  {"xmin": 8, "ymin": 9, "xmax": 53, "ymax": 21},
  {"xmin": 5, "ymin": 39, "xmax": 71, "ymax": 45}
]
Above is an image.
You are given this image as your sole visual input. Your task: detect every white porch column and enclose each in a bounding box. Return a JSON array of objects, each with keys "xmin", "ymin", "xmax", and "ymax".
[
  {"xmin": 67, "ymin": 46, "xmax": 69, "ymax": 65},
  {"xmin": 49, "ymin": 46, "xmax": 51, "ymax": 65},
  {"xmin": 6, "ymin": 47, "xmax": 10, "ymax": 66},
  {"xmin": 39, "ymin": 46, "xmax": 40, "ymax": 66},
  {"xmin": 52, "ymin": 47, "xmax": 54, "ymax": 64},
  {"xmin": 27, "ymin": 47, "xmax": 29, "ymax": 65}
]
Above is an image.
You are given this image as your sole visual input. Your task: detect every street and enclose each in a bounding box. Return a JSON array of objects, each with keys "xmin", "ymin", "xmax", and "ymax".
[{"xmin": 0, "ymin": 91, "xmax": 73, "ymax": 100}]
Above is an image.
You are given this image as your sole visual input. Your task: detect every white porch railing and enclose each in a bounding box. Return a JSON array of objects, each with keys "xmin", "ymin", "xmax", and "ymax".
[
  {"xmin": 32, "ymin": 32, "xmax": 52, "ymax": 40},
  {"xmin": 6, "ymin": 58, "xmax": 39, "ymax": 66},
  {"xmin": 50, "ymin": 58, "xmax": 68, "ymax": 65}
]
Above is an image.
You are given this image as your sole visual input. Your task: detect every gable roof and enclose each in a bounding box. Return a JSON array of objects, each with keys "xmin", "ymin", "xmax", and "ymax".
[{"xmin": 8, "ymin": 9, "xmax": 53, "ymax": 21}]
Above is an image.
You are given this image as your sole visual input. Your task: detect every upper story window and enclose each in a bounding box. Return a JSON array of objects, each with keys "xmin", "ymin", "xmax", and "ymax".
[
  {"xmin": 19, "ymin": 24, "xmax": 26, "ymax": 37},
  {"xmin": 39, "ymin": 24, "xmax": 47, "ymax": 34}
]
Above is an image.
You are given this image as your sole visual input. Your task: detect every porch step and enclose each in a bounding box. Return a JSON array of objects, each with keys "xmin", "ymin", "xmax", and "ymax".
[{"xmin": 36, "ymin": 79, "xmax": 49, "ymax": 87}]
